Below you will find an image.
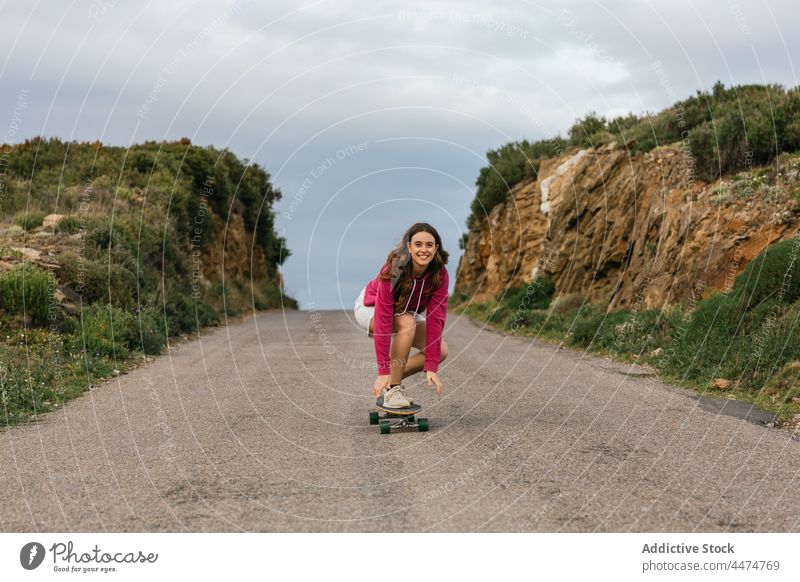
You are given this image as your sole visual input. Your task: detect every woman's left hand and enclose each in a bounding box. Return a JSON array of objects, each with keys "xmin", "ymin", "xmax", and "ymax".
[{"xmin": 426, "ymin": 371, "xmax": 443, "ymax": 395}]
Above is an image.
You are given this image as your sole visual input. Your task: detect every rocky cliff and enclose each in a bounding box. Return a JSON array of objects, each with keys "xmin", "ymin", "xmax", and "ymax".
[{"xmin": 455, "ymin": 143, "xmax": 800, "ymax": 309}]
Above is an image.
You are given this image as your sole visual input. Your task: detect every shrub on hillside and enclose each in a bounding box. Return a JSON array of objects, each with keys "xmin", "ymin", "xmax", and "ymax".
[
  {"xmin": 569, "ymin": 309, "xmax": 628, "ymax": 349},
  {"xmin": 502, "ymin": 278, "xmax": 556, "ymax": 312},
  {"xmin": 132, "ymin": 307, "xmax": 168, "ymax": 355},
  {"xmin": 75, "ymin": 303, "xmax": 137, "ymax": 359},
  {"xmin": 469, "ymin": 139, "xmax": 568, "ymax": 228},
  {"xmin": 54, "ymin": 215, "xmax": 82, "ymax": 234},
  {"xmin": 57, "ymin": 252, "xmax": 139, "ymax": 309},
  {"xmin": 163, "ymin": 290, "xmax": 219, "ymax": 336},
  {"xmin": 731, "ymin": 237, "xmax": 800, "ymax": 307},
  {"xmin": 0, "ymin": 263, "xmax": 56, "ymax": 326},
  {"xmin": 13, "ymin": 211, "xmax": 46, "ymax": 231}
]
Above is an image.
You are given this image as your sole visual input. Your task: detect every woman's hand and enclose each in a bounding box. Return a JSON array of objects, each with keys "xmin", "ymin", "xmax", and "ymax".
[
  {"xmin": 373, "ymin": 374, "xmax": 391, "ymax": 398},
  {"xmin": 426, "ymin": 371, "xmax": 443, "ymax": 395}
]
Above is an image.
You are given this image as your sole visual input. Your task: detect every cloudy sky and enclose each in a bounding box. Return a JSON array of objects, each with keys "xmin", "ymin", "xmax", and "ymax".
[{"xmin": 1, "ymin": 0, "xmax": 797, "ymax": 309}]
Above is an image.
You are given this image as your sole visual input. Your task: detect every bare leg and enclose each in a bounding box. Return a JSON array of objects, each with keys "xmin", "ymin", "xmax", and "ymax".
[
  {"xmin": 402, "ymin": 320, "xmax": 449, "ymax": 380},
  {"xmin": 389, "ymin": 314, "xmax": 416, "ymax": 384},
  {"xmin": 369, "ymin": 317, "xmax": 448, "ymax": 382}
]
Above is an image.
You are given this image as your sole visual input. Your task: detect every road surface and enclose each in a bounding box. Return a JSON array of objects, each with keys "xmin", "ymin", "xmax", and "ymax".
[{"xmin": 1, "ymin": 308, "xmax": 798, "ymax": 532}]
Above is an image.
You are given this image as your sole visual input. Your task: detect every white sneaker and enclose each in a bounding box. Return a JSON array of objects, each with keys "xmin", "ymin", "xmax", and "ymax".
[{"xmin": 382, "ymin": 385, "xmax": 411, "ymax": 408}]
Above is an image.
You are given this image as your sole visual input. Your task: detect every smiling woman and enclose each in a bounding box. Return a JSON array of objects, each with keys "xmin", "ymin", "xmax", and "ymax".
[{"xmin": 353, "ymin": 223, "xmax": 450, "ymax": 408}]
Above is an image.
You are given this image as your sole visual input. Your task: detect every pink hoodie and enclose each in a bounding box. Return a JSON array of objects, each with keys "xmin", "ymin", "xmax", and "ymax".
[{"xmin": 363, "ymin": 264, "xmax": 449, "ymax": 375}]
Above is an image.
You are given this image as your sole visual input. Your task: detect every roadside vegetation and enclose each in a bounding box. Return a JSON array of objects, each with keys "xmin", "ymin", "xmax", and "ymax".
[
  {"xmin": 0, "ymin": 137, "xmax": 295, "ymax": 426},
  {"xmin": 452, "ymin": 237, "xmax": 800, "ymax": 426}
]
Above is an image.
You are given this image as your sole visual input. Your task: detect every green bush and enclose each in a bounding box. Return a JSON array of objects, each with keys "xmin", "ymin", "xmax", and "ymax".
[
  {"xmin": 196, "ymin": 300, "xmax": 220, "ymax": 327},
  {"xmin": 57, "ymin": 252, "xmax": 138, "ymax": 309},
  {"xmin": 740, "ymin": 302, "xmax": 800, "ymax": 385},
  {"xmin": 506, "ymin": 308, "xmax": 568, "ymax": 336},
  {"xmin": 550, "ymin": 293, "xmax": 586, "ymax": 315},
  {"xmin": 662, "ymin": 292, "xmax": 741, "ymax": 377},
  {"xmin": 760, "ymin": 361, "xmax": 800, "ymax": 406},
  {"xmin": 76, "ymin": 303, "xmax": 136, "ymax": 359},
  {"xmin": 132, "ymin": 307, "xmax": 167, "ymax": 355},
  {"xmin": 163, "ymin": 291, "xmax": 219, "ymax": 335},
  {"xmin": 13, "ymin": 211, "xmax": 47, "ymax": 231},
  {"xmin": 568, "ymin": 112, "xmax": 608, "ymax": 147},
  {"xmin": 54, "ymin": 215, "xmax": 82, "ymax": 234},
  {"xmin": 0, "ymin": 263, "xmax": 56, "ymax": 326},
  {"xmin": 502, "ymin": 277, "xmax": 556, "ymax": 311},
  {"xmin": 468, "ymin": 138, "xmax": 567, "ymax": 228},
  {"xmin": 608, "ymin": 308, "xmax": 678, "ymax": 356},
  {"xmin": 731, "ymin": 237, "xmax": 800, "ymax": 307},
  {"xmin": 569, "ymin": 309, "xmax": 628, "ymax": 349}
]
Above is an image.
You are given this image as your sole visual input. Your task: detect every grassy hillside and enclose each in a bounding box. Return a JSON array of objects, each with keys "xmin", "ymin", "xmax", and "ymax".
[{"xmin": 0, "ymin": 137, "xmax": 296, "ymax": 425}]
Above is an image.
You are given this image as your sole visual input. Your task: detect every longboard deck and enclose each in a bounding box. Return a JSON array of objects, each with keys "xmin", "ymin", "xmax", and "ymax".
[{"xmin": 376, "ymin": 395, "xmax": 422, "ymax": 416}]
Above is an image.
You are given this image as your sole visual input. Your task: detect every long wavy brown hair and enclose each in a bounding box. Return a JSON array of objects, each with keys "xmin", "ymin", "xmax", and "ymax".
[{"xmin": 379, "ymin": 223, "xmax": 449, "ymax": 312}]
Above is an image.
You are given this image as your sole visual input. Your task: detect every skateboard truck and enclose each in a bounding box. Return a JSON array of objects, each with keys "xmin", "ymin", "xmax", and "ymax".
[{"xmin": 370, "ymin": 396, "xmax": 429, "ymax": 434}]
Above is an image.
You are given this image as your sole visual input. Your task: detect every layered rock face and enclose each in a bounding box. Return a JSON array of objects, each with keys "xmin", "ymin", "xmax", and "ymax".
[{"xmin": 455, "ymin": 143, "xmax": 800, "ymax": 309}]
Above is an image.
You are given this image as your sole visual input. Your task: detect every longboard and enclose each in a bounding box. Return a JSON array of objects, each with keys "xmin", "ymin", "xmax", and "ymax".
[
  {"xmin": 375, "ymin": 395, "xmax": 422, "ymax": 416},
  {"xmin": 370, "ymin": 395, "xmax": 429, "ymax": 433}
]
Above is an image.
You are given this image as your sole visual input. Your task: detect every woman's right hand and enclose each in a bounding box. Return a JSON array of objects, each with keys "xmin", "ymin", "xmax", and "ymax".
[{"xmin": 373, "ymin": 374, "xmax": 391, "ymax": 398}]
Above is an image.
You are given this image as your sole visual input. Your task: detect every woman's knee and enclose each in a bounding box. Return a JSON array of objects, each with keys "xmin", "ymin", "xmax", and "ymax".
[
  {"xmin": 393, "ymin": 313, "xmax": 416, "ymax": 338},
  {"xmin": 440, "ymin": 339, "xmax": 449, "ymax": 360}
]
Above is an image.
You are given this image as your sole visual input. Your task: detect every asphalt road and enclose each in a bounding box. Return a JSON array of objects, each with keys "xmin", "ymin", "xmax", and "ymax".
[{"xmin": 1, "ymin": 308, "xmax": 798, "ymax": 532}]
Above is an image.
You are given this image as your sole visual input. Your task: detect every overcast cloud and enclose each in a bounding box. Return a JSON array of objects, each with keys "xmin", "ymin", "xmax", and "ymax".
[{"xmin": 1, "ymin": 0, "xmax": 797, "ymax": 309}]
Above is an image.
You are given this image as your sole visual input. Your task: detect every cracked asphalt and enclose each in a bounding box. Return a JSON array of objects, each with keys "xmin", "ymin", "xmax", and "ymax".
[{"xmin": 1, "ymin": 308, "xmax": 798, "ymax": 532}]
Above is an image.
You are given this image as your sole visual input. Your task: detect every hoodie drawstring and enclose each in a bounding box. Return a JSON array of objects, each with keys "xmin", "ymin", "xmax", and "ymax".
[
  {"xmin": 396, "ymin": 278, "xmax": 425, "ymax": 316},
  {"xmin": 397, "ymin": 279, "xmax": 415, "ymax": 315}
]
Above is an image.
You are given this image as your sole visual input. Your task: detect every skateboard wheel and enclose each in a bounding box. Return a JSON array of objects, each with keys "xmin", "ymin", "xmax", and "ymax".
[
  {"xmin": 379, "ymin": 421, "xmax": 391, "ymax": 435},
  {"xmin": 369, "ymin": 411, "xmax": 379, "ymax": 425},
  {"xmin": 418, "ymin": 418, "xmax": 429, "ymax": 432}
]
